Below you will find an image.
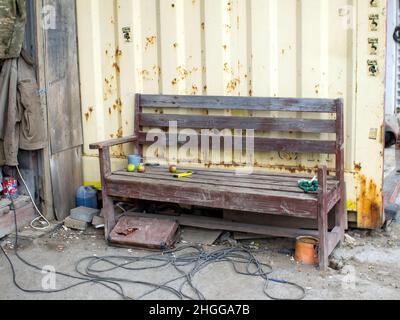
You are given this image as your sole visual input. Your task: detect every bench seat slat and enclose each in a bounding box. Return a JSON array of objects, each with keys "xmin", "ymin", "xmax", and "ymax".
[
  {"xmin": 145, "ymin": 165, "xmax": 338, "ymax": 181},
  {"xmin": 140, "ymin": 94, "xmax": 337, "ymax": 113},
  {"xmin": 139, "ymin": 114, "xmax": 337, "ymax": 134},
  {"xmin": 113, "ymin": 170, "xmax": 338, "ymax": 194},
  {"xmin": 106, "ymin": 175, "xmax": 318, "ymax": 218},
  {"xmin": 115, "ymin": 167, "xmax": 339, "ymax": 185}
]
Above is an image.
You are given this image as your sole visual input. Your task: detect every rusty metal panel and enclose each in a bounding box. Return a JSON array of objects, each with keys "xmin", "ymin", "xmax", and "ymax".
[
  {"xmin": 109, "ymin": 216, "xmax": 179, "ymax": 249},
  {"xmin": 77, "ymin": 0, "xmax": 387, "ymax": 229}
]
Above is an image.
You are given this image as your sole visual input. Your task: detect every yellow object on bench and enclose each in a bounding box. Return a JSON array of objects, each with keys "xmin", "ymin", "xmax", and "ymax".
[{"xmin": 174, "ymin": 172, "xmax": 194, "ymax": 178}]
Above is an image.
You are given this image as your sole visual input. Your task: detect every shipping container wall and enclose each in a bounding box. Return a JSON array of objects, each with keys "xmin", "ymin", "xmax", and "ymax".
[{"xmin": 77, "ymin": 0, "xmax": 387, "ymax": 229}]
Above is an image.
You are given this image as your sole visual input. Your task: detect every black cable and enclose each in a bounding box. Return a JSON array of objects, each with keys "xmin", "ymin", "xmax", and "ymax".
[
  {"xmin": 0, "ymin": 195, "xmax": 132, "ymax": 299},
  {"xmin": 0, "ymin": 193, "xmax": 306, "ymax": 300},
  {"xmin": 394, "ymin": 26, "xmax": 400, "ymax": 44}
]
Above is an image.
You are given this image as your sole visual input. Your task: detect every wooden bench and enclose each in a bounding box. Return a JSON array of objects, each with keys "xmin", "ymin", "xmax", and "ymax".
[{"xmin": 90, "ymin": 94, "xmax": 346, "ymax": 270}]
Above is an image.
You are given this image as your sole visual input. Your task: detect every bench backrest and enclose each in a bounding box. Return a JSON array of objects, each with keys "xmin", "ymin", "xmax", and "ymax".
[{"xmin": 134, "ymin": 94, "xmax": 344, "ymax": 176}]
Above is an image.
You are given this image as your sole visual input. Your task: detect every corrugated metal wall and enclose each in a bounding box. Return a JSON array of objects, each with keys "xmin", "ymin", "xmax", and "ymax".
[{"xmin": 77, "ymin": 0, "xmax": 387, "ymax": 228}]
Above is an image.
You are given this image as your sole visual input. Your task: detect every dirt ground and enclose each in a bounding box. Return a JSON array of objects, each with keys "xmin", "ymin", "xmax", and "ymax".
[{"xmin": 1, "ymin": 220, "xmax": 400, "ymax": 300}]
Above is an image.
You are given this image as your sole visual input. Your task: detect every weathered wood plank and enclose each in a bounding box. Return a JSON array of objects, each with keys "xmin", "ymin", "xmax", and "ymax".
[
  {"xmin": 139, "ymin": 114, "xmax": 337, "ymax": 133},
  {"xmin": 139, "ymin": 94, "xmax": 337, "ymax": 113},
  {"xmin": 99, "ymin": 146, "xmax": 115, "ymax": 238},
  {"xmin": 138, "ymin": 132, "xmax": 337, "ymax": 154},
  {"xmin": 125, "ymin": 212, "xmax": 320, "ymax": 239},
  {"xmin": 113, "ymin": 171, "xmax": 315, "ymax": 193},
  {"xmin": 0, "ymin": 204, "xmax": 36, "ymax": 238},
  {"xmin": 318, "ymin": 166, "xmax": 329, "ymax": 270},
  {"xmin": 327, "ymin": 187, "xmax": 341, "ymax": 213},
  {"xmin": 143, "ymin": 166, "xmax": 339, "ymax": 184},
  {"xmin": 90, "ymin": 135, "xmax": 137, "ymax": 150},
  {"xmin": 114, "ymin": 169, "xmax": 339, "ymax": 189},
  {"xmin": 106, "ymin": 176, "xmax": 318, "ymax": 218},
  {"xmin": 146, "ymin": 165, "xmax": 338, "ymax": 181},
  {"xmin": 327, "ymin": 226, "xmax": 343, "ymax": 255}
]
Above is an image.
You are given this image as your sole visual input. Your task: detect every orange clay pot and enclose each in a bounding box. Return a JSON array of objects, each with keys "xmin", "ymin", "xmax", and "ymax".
[{"xmin": 295, "ymin": 236, "xmax": 319, "ymax": 265}]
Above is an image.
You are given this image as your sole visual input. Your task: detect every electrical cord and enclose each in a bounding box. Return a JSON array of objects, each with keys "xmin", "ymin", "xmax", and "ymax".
[
  {"xmin": 16, "ymin": 165, "xmax": 50, "ymax": 230},
  {"xmin": 0, "ymin": 191, "xmax": 306, "ymax": 300},
  {"xmin": 0, "ymin": 189, "xmax": 132, "ymax": 299}
]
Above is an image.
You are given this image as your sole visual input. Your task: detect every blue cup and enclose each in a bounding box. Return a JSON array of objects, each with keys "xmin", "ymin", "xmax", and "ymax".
[{"xmin": 128, "ymin": 155, "xmax": 142, "ymax": 167}]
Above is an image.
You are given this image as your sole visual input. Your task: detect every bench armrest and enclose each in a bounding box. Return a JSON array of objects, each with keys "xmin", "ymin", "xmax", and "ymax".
[{"xmin": 89, "ymin": 135, "xmax": 137, "ymax": 150}]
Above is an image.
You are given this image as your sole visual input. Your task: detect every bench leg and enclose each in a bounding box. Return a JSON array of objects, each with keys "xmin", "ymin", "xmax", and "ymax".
[
  {"xmin": 318, "ymin": 166, "xmax": 329, "ymax": 271},
  {"xmin": 98, "ymin": 146, "xmax": 116, "ymax": 240},
  {"xmin": 335, "ymin": 199, "xmax": 346, "ymax": 245},
  {"xmin": 318, "ymin": 205, "xmax": 329, "ymax": 271},
  {"xmin": 103, "ymin": 194, "xmax": 116, "ymax": 240},
  {"xmin": 336, "ymin": 185, "xmax": 346, "ymax": 244}
]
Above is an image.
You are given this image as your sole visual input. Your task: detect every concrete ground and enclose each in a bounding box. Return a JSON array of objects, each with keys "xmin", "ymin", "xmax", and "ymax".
[
  {"xmin": 1, "ymin": 221, "xmax": 400, "ymax": 300},
  {"xmin": 1, "ymin": 146, "xmax": 399, "ymax": 300}
]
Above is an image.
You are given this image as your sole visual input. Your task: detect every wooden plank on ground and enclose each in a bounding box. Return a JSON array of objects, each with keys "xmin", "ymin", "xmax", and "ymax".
[{"xmin": 125, "ymin": 212, "xmax": 319, "ymax": 239}]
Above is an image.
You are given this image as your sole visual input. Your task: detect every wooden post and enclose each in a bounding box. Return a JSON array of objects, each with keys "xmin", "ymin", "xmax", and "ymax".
[
  {"xmin": 134, "ymin": 94, "xmax": 143, "ymax": 156},
  {"xmin": 318, "ymin": 166, "xmax": 329, "ymax": 271},
  {"xmin": 335, "ymin": 99, "xmax": 346, "ymax": 241},
  {"xmin": 99, "ymin": 146, "xmax": 115, "ymax": 240}
]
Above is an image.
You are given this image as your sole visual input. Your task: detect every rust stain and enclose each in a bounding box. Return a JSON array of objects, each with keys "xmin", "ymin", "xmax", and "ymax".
[
  {"xmin": 177, "ymin": 66, "xmax": 189, "ymax": 80},
  {"xmin": 145, "ymin": 36, "xmax": 156, "ymax": 50},
  {"xmin": 115, "ymin": 48, "xmax": 122, "ymax": 57},
  {"xmin": 357, "ymin": 174, "xmax": 383, "ymax": 229},
  {"xmin": 204, "ymin": 162, "xmax": 323, "ymax": 175},
  {"xmin": 201, "ymin": 22, "xmax": 205, "ymax": 30},
  {"xmin": 315, "ymin": 84, "xmax": 320, "ymax": 95},
  {"xmin": 112, "ymin": 98, "xmax": 122, "ymax": 114},
  {"xmin": 139, "ymin": 69, "xmax": 152, "ymax": 81},
  {"xmin": 85, "ymin": 107, "xmax": 94, "ymax": 121},
  {"xmin": 223, "ymin": 63, "xmax": 230, "ymax": 72},
  {"xmin": 354, "ymin": 162, "xmax": 362, "ymax": 172},
  {"xmin": 103, "ymin": 77, "xmax": 113, "ymax": 101},
  {"xmin": 226, "ymin": 78, "xmax": 240, "ymax": 94},
  {"xmin": 173, "ymin": 42, "xmax": 178, "ymax": 48},
  {"xmin": 152, "ymin": 65, "xmax": 161, "ymax": 76},
  {"xmin": 191, "ymin": 84, "xmax": 198, "ymax": 95},
  {"xmin": 112, "ymin": 62, "xmax": 120, "ymax": 73},
  {"xmin": 171, "ymin": 78, "xmax": 178, "ymax": 87}
]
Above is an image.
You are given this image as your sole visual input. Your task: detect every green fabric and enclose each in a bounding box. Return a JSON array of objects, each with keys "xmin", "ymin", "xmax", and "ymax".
[
  {"xmin": 298, "ymin": 179, "xmax": 318, "ymax": 193},
  {"xmin": 0, "ymin": 0, "xmax": 26, "ymax": 59}
]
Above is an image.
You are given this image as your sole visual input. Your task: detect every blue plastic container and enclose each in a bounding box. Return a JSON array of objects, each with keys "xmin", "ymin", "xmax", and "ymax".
[
  {"xmin": 128, "ymin": 154, "xmax": 142, "ymax": 167},
  {"xmin": 76, "ymin": 186, "xmax": 98, "ymax": 209}
]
